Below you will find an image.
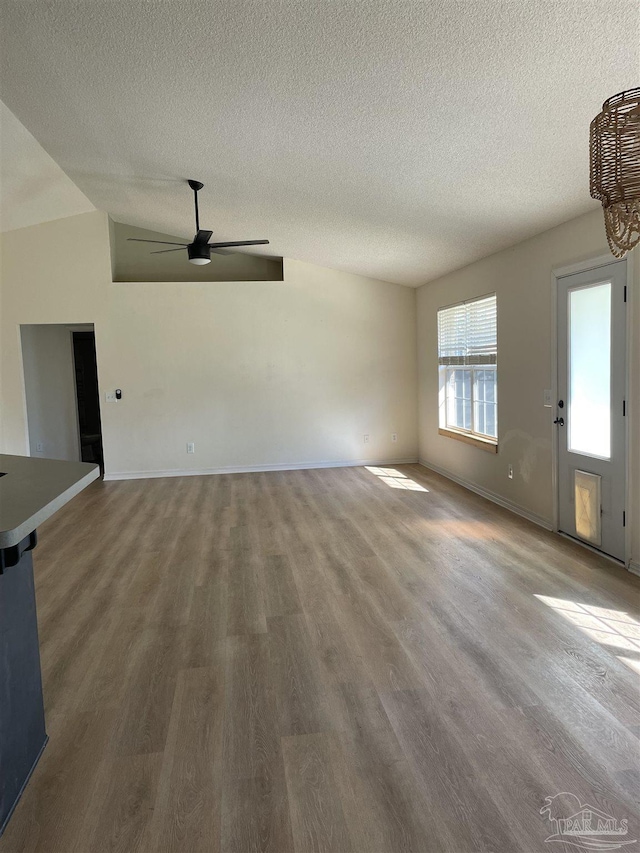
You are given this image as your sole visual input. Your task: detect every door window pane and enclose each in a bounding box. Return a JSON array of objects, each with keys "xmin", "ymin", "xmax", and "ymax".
[{"xmin": 568, "ymin": 282, "xmax": 611, "ymax": 458}]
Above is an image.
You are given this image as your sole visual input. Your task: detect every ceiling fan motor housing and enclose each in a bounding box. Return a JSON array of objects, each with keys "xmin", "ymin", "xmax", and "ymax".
[
  {"xmin": 188, "ymin": 243, "xmax": 211, "ymax": 265},
  {"xmin": 126, "ymin": 180, "xmax": 268, "ymax": 261}
]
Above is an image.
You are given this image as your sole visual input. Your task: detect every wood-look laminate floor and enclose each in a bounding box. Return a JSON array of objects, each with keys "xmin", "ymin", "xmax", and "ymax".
[{"xmin": 1, "ymin": 464, "xmax": 639, "ymax": 853}]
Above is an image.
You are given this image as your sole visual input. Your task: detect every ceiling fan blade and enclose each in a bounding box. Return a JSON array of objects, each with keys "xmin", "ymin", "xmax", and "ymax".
[
  {"xmin": 194, "ymin": 229, "xmax": 213, "ymax": 244},
  {"xmin": 211, "ymin": 248, "xmax": 234, "ymax": 256},
  {"xmin": 150, "ymin": 247, "xmax": 187, "ymax": 254},
  {"xmin": 128, "ymin": 238, "xmax": 189, "ymax": 246},
  {"xmin": 208, "ymin": 239, "xmax": 269, "ymax": 249}
]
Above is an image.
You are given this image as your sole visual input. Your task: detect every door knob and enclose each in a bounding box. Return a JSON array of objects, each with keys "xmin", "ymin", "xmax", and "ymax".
[{"xmin": 554, "ymin": 417, "xmax": 565, "ymax": 426}]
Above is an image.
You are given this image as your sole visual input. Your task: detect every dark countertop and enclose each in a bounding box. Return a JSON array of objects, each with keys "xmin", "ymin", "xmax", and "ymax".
[{"xmin": 0, "ymin": 455, "xmax": 99, "ymax": 549}]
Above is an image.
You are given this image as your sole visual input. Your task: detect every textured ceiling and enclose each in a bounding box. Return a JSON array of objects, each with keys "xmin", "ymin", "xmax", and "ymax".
[
  {"xmin": 0, "ymin": 101, "xmax": 94, "ymax": 232},
  {"xmin": 0, "ymin": 1, "xmax": 637, "ymax": 285}
]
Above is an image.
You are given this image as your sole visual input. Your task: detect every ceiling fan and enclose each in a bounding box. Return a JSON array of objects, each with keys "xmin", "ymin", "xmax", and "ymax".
[{"xmin": 127, "ymin": 179, "xmax": 269, "ymax": 265}]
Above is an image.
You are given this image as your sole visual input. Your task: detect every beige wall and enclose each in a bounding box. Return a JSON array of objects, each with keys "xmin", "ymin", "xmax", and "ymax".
[
  {"xmin": 1, "ymin": 212, "xmax": 111, "ymax": 454},
  {"xmin": 417, "ymin": 209, "xmax": 640, "ymax": 566},
  {"xmin": 1, "ymin": 211, "xmax": 418, "ymax": 477},
  {"xmin": 20, "ymin": 324, "xmax": 80, "ymax": 461}
]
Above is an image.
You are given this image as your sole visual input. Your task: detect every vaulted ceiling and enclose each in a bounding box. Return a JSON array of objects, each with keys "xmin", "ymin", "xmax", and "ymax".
[
  {"xmin": 0, "ymin": 101, "xmax": 94, "ymax": 232},
  {"xmin": 0, "ymin": 1, "xmax": 637, "ymax": 285}
]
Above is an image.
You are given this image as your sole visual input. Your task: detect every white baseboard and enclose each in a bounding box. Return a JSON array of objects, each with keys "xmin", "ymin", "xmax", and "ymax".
[
  {"xmin": 103, "ymin": 457, "xmax": 419, "ymax": 481},
  {"xmin": 628, "ymin": 560, "xmax": 640, "ymax": 578},
  {"xmin": 418, "ymin": 458, "xmax": 553, "ymax": 531}
]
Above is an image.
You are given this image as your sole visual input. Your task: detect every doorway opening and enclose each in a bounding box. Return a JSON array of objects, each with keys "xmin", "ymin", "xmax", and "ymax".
[
  {"xmin": 72, "ymin": 331, "xmax": 103, "ymax": 467},
  {"xmin": 20, "ymin": 324, "xmax": 103, "ymax": 471}
]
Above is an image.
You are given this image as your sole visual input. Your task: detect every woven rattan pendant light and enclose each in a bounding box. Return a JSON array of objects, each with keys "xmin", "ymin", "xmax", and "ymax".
[{"xmin": 590, "ymin": 87, "xmax": 640, "ymax": 258}]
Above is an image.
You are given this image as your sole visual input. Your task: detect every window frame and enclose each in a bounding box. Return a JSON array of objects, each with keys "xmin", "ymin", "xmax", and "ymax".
[{"xmin": 437, "ymin": 294, "xmax": 498, "ymax": 448}]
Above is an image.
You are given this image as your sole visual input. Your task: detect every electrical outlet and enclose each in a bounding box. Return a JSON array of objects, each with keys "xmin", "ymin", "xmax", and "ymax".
[
  {"xmin": 508, "ymin": 464, "xmax": 513, "ymax": 480},
  {"xmin": 36, "ymin": 442, "xmax": 43, "ymax": 453},
  {"xmin": 391, "ymin": 433, "xmax": 398, "ymax": 442},
  {"xmin": 187, "ymin": 442, "xmax": 195, "ymax": 454},
  {"xmin": 363, "ymin": 434, "xmax": 370, "ymax": 444}
]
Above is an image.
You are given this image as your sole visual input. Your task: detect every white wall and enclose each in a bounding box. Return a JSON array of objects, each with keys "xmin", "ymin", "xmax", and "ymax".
[
  {"xmin": 20, "ymin": 324, "xmax": 80, "ymax": 461},
  {"xmin": 417, "ymin": 209, "xmax": 640, "ymax": 566},
  {"xmin": 1, "ymin": 211, "xmax": 418, "ymax": 478}
]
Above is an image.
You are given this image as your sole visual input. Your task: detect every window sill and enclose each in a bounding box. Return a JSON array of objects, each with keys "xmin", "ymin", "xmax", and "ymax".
[{"xmin": 438, "ymin": 428, "xmax": 498, "ymax": 453}]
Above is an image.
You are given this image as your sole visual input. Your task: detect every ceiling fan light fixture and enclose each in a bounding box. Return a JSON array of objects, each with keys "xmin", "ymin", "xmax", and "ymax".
[
  {"xmin": 127, "ymin": 180, "xmax": 268, "ymax": 263},
  {"xmin": 590, "ymin": 87, "xmax": 640, "ymax": 258},
  {"xmin": 187, "ymin": 243, "xmax": 211, "ymax": 265}
]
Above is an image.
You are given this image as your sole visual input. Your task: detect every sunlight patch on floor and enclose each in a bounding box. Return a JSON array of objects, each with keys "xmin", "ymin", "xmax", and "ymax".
[
  {"xmin": 618, "ymin": 657, "xmax": 640, "ymax": 676},
  {"xmin": 365, "ymin": 466, "xmax": 428, "ymax": 492},
  {"xmin": 535, "ymin": 595, "xmax": 640, "ymax": 673}
]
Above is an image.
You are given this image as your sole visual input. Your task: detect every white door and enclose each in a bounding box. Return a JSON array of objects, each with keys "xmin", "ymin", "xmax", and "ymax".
[{"xmin": 557, "ymin": 261, "xmax": 627, "ymax": 561}]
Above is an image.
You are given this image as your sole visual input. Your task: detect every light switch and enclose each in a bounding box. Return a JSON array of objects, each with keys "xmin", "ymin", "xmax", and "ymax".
[
  {"xmin": 543, "ymin": 389, "xmax": 552, "ymax": 408},
  {"xmin": 105, "ymin": 391, "xmax": 117, "ymax": 403}
]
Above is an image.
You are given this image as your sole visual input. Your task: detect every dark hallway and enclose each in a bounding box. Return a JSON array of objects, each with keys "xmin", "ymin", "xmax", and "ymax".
[{"xmin": 72, "ymin": 331, "xmax": 103, "ymax": 469}]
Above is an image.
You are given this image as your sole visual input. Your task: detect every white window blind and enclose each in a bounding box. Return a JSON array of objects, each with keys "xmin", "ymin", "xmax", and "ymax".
[{"xmin": 438, "ymin": 294, "xmax": 497, "ymax": 366}]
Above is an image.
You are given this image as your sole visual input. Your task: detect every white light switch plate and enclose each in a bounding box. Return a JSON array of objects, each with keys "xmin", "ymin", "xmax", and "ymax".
[
  {"xmin": 543, "ymin": 389, "xmax": 552, "ymax": 408},
  {"xmin": 105, "ymin": 391, "xmax": 117, "ymax": 402}
]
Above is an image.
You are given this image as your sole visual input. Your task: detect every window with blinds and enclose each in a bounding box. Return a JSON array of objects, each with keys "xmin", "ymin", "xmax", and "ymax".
[{"xmin": 437, "ymin": 294, "xmax": 497, "ymax": 441}]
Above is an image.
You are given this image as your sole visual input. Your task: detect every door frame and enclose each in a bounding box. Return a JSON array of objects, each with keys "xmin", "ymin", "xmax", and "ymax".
[
  {"xmin": 18, "ymin": 322, "xmax": 97, "ymax": 462},
  {"xmin": 551, "ymin": 251, "xmax": 634, "ymax": 566}
]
